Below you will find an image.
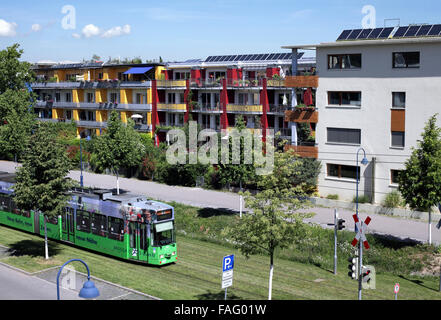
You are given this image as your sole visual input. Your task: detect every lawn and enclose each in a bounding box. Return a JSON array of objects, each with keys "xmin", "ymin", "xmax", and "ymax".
[{"xmin": 0, "ymin": 222, "xmax": 440, "ymax": 300}]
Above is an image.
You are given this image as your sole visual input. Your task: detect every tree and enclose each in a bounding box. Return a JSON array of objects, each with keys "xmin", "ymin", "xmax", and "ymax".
[
  {"xmin": 93, "ymin": 111, "xmax": 145, "ymax": 194},
  {"xmin": 399, "ymin": 114, "xmax": 441, "ymax": 212},
  {"xmin": 91, "ymin": 54, "xmax": 101, "ymax": 62},
  {"xmin": 0, "ymin": 44, "xmax": 34, "ymax": 94},
  {"xmin": 13, "ymin": 124, "xmax": 75, "ymax": 259},
  {"xmin": 222, "ymin": 144, "xmax": 311, "ymax": 300}
]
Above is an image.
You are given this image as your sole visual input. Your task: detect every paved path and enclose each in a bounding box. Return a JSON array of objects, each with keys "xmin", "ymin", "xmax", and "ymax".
[{"xmin": 1, "ymin": 161, "xmax": 440, "ymax": 245}]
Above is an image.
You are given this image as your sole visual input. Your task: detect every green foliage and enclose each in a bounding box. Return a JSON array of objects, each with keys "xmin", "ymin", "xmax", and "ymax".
[
  {"xmin": 13, "ymin": 124, "xmax": 76, "ymax": 218},
  {"xmin": 326, "ymin": 194, "xmax": 339, "ymax": 200},
  {"xmin": 0, "ymin": 44, "xmax": 35, "ymax": 94},
  {"xmin": 352, "ymin": 195, "xmax": 371, "ymax": 204},
  {"xmin": 289, "ymin": 157, "xmax": 321, "ymax": 195},
  {"xmin": 383, "ymin": 190, "xmax": 404, "ymax": 208},
  {"xmin": 399, "ymin": 114, "xmax": 441, "ymax": 211}
]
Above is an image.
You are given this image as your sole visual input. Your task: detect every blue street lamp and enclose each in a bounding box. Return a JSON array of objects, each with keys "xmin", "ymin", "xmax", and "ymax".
[
  {"xmin": 56, "ymin": 259, "xmax": 99, "ymax": 300},
  {"xmin": 80, "ymin": 135, "xmax": 91, "ymax": 187},
  {"xmin": 355, "ymin": 147, "xmax": 369, "ymax": 222}
]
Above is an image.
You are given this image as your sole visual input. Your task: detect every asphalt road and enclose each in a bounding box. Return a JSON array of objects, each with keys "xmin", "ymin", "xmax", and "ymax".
[
  {"xmin": 0, "ymin": 263, "xmax": 81, "ymax": 300},
  {"xmin": 1, "ymin": 160, "xmax": 440, "ymax": 245}
]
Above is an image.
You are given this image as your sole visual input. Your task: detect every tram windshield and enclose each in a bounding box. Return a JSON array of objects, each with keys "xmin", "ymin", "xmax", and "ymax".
[{"xmin": 152, "ymin": 221, "xmax": 174, "ymax": 246}]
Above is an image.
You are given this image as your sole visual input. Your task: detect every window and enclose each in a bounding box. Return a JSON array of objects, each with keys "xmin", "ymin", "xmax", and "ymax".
[
  {"xmin": 328, "ymin": 92, "xmax": 361, "ymax": 106},
  {"xmin": 238, "ymin": 93, "xmax": 248, "ymax": 105},
  {"xmin": 327, "ymin": 128, "xmax": 361, "ymax": 145},
  {"xmin": 152, "ymin": 222, "xmax": 174, "ymax": 247},
  {"xmin": 328, "ymin": 164, "xmax": 360, "ymax": 180},
  {"xmin": 98, "ymin": 73, "xmax": 104, "ymax": 80},
  {"xmin": 391, "ymin": 170, "xmax": 402, "ymax": 184},
  {"xmin": 391, "ymin": 131, "xmax": 405, "ymax": 147},
  {"xmin": 328, "ymin": 54, "xmax": 362, "ymax": 69},
  {"xmin": 76, "ymin": 210, "xmax": 91, "ymax": 232},
  {"xmin": 108, "ymin": 217, "xmax": 124, "ymax": 241},
  {"xmin": 167, "ymin": 93, "xmax": 176, "ymax": 104},
  {"xmin": 65, "ymin": 93, "xmax": 72, "ymax": 102},
  {"xmin": 136, "ymin": 93, "xmax": 143, "ymax": 104},
  {"xmin": 55, "ymin": 92, "xmax": 61, "ymax": 102},
  {"xmin": 65, "ymin": 110, "xmax": 72, "ymax": 120},
  {"xmin": 46, "ymin": 215, "xmax": 59, "ymax": 225},
  {"xmin": 392, "ymin": 92, "xmax": 406, "ymax": 108},
  {"xmin": 87, "ymin": 93, "xmax": 94, "ymax": 103},
  {"xmin": 110, "ymin": 93, "xmax": 118, "ymax": 103},
  {"xmin": 0, "ymin": 194, "xmax": 11, "ymax": 212},
  {"xmin": 393, "ymin": 52, "xmax": 420, "ymax": 68},
  {"xmin": 91, "ymin": 213, "xmax": 107, "ymax": 237},
  {"xmin": 140, "ymin": 224, "xmax": 147, "ymax": 250}
]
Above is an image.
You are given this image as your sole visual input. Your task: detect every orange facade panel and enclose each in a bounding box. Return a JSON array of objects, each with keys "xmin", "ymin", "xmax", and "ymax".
[
  {"xmin": 285, "ymin": 76, "xmax": 319, "ymax": 88},
  {"xmin": 285, "ymin": 109, "xmax": 318, "ymax": 123},
  {"xmin": 284, "ymin": 145, "xmax": 318, "ymax": 159},
  {"xmin": 391, "ymin": 109, "xmax": 405, "ymax": 132}
]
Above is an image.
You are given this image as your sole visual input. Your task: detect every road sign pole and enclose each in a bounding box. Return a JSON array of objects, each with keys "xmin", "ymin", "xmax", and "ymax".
[
  {"xmin": 334, "ymin": 211, "xmax": 337, "ymax": 275},
  {"xmin": 225, "ymin": 287, "xmax": 227, "ymax": 300},
  {"xmin": 358, "ymin": 222, "xmax": 363, "ymax": 301},
  {"xmin": 239, "ymin": 195, "xmax": 243, "ymax": 219}
]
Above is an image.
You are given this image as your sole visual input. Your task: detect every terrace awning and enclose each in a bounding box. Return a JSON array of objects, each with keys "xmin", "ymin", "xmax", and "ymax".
[{"xmin": 123, "ymin": 67, "xmax": 153, "ymax": 75}]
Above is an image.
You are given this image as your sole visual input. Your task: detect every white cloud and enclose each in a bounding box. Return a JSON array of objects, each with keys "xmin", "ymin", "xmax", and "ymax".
[
  {"xmin": 31, "ymin": 23, "xmax": 42, "ymax": 32},
  {"xmin": 72, "ymin": 33, "xmax": 81, "ymax": 39},
  {"xmin": 101, "ymin": 24, "xmax": 131, "ymax": 38},
  {"xmin": 0, "ymin": 19, "xmax": 17, "ymax": 37},
  {"xmin": 82, "ymin": 24, "xmax": 100, "ymax": 38}
]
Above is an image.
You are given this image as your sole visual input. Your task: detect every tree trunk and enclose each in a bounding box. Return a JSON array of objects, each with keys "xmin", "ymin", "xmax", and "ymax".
[
  {"xmin": 44, "ymin": 215, "xmax": 49, "ymax": 260},
  {"xmin": 268, "ymin": 252, "xmax": 274, "ymax": 300}
]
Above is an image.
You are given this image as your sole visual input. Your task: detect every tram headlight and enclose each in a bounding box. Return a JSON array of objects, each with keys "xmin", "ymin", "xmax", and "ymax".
[
  {"xmin": 172, "ymin": 251, "xmax": 176, "ymax": 256},
  {"xmin": 160, "ymin": 254, "xmax": 164, "ymax": 259}
]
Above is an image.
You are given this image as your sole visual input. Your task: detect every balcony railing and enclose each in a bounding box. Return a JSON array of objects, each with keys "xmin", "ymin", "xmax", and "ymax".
[
  {"xmin": 157, "ymin": 103, "xmax": 187, "ymax": 111},
  {"xmin": 284, "ymin": 143, "xmax": 318, "ymax": 159},
  {"xmin": 285, "ymin": 75, "xmax": 319, "ymax": 88},
  {"xmin": 156, "ymin": 80, "xmax": 187, "ymax": 88},
  {"xmin": 227, "ymin": 104, "xmax": 263, "ymax": 113},
  {"xmin": 285, "ymin": 107, "xmax": 318, "ymax": 123}
]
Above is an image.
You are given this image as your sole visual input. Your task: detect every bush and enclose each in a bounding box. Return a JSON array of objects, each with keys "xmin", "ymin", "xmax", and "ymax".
[
  {"xmin": 352, "ymin": 195, "xmax": 370, "ymax": 204},
  {"xmin": 326, "ymin": 194, "xmax": 339, "ymax": 200},
  {"xmin": 383, "ymin": 191, "xmax": 404, "ymax": 208}
]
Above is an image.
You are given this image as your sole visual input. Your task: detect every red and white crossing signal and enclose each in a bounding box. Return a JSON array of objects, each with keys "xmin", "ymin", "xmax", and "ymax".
[{"xmin": 351, "ymin": 215, "xmax": 371, "ymax": 249}]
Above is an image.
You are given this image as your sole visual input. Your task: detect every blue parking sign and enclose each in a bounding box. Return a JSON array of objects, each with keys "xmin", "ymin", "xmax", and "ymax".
[{"xmin": 223, "ymin": 255, "xmax": 234, "ymax": 272}]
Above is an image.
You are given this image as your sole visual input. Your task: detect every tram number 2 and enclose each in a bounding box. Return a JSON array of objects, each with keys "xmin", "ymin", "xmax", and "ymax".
[{"xmin": 132, "ymin": 249, "xmax": 138, "ymax": 257}]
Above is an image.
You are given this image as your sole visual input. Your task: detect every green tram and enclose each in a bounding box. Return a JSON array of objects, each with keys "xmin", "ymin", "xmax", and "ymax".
[{"xmin": 0, "ymin": 172, "xmax": 177, "ymax": 266}]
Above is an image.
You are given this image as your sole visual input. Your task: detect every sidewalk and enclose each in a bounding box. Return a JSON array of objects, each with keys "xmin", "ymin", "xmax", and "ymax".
[{"xmin": 0, "ymin": 245, "xmax": 159, "ymax": 300}]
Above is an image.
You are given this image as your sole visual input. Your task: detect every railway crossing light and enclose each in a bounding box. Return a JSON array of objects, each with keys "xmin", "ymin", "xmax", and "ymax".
[
  {"xmin": 348, "ymin": 256, "xmax": 359, "ymax": 280},
  {"xmin": 361, "ymin": 265, "xmax": 376, "ymax": 290},
  {"xmin": 337, "ymin": 218, "xmax": 345, "ymax": 231}
]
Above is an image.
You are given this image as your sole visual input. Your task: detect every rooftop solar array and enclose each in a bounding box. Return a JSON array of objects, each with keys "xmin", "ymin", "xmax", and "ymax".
[
  {"xmin": 204, "ymin": 52, "xmax": 304, "ymax": 63},
  {"xmin": 337, "ymin": 24, "xmax": 441, "ymax": 41}
]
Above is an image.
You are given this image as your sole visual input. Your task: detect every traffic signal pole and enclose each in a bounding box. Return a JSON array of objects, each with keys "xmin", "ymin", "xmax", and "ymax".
[
  {"xmin": 334, "ymin": 209, "xmax": 338, "ymax": 275},
  {"xmin": 358, "ymin": 222, "xmax": 363, "ymax": 301}
]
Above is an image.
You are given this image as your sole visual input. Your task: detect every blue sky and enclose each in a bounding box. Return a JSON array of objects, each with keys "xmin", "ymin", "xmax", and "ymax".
[{"xmin": 1, "ymin": 0, "xmax": 441, "ymax": 63}]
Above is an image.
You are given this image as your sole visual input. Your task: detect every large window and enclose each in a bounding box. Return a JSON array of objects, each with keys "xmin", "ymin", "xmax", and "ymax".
[
  {"xmin": 328, "ymin": 164, "xmax": 360, "ymax": 180},
  {"xmin": 393, "ymin": 52, "xmax": 420, "ymax": 68},
  {"xmin": 0, "ymin": 194, "xmax": 11, "ymax": 212},
  {"xmin": 328, "ymin": 92, "xmax": 361, "ymax": 106},
  {"xmin": 76, "ymin": 210, "xmax": 91, "ymax": 233},
  {"xmin": 391, "ymin": 170, "xmax": 402, "ymax": 184},
  {"xmin": 391, "ymin": 131, "xmax": 405, "ymax": 148},
  {"xmin": 392, "ymin": 92, "xmax": 406, "ymax": 108},
  {"xmin": 328, "ymin": 54, "xmax": 362, "ymax": 69},
  {"xmin": 91, "ymin": 213, "xmax": 107, "ymax": 237},
  {"xmin": 108, "ymin": 217, "xmax": 124, "ymax": 241},
  {"xmin": 152, "ymin": 222, "xmax": 174, "ymax": 247},
  {"xmin": 327, "ymin": 128, "xmax": 361, "ymax": 145}
]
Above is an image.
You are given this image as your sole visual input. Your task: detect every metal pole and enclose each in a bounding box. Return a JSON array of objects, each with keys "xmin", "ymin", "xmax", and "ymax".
[
  {"xmin": 334, "ymin": 209, "xmax": 338, "ymax": 275},
  {"xmin": 358, "ymin": 231, "xmax": 363, "ymax": 301},
  {"xmin": 224, "ymin": 288, "xmax": 227, "ymax": 301},
  {"xmin": 239, "ymin": 196, "xmax": 243, "ymax": 219},
  {"xmin": 428, "ymin": 208, "xmax": 432, "ymax": 245},
  {"xmin": 395, "ymin": 292, "xmax": 397, "ymax": 300},
  {"xmin": 80, "ymin": 139, "xmax": 83, "ymax": 187}
]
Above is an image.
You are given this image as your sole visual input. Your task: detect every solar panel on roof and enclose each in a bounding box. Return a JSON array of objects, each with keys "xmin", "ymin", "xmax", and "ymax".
[
  {"xmin": 255, "ymin": 54, "xmax": 265, "ymax": 60},
  {"xmin": 212, "ymin": 56, "xmax": 222, "ymax": 62},
  {"xmin": 261, "ymin": 54, "xmax": 270, "ymax": 60},
  {"xmin": 251, "ymin": 54, "xmax": 261, "ymax": 60},
  {"xmin": 347, "ymin": 29, "xmax": 363, "ymax": 40},
  {"xmin": 337, "ymin": 30, "xmax": 352, "ymax": 41},
  {"xmin": 393, "ymin": 26, "xmax": 409, "ymax": 37},
  {"xmin": 205, "ymin": 56, "xmax": 213, "ymax": 62},
  {"xmin": 416, "ymin": 25, "xmax": 433, "ymax": 36},
  {"xmin": 218, "ymin": 56, "xmax": 229, "ymax": 62},
  {"xmin": 281, "ymin": 53, "xmax": 291, "ymax": 59},
  {"xmin": 357, "ymin": 29, "xmax": 372, "ymax": 39},
  {"xmin": 404, "ymin": 25, "xmax": 421, "ymax": 37},
  {"xmin": 428, "ymin": 24, "xmax": 441, "ymax": 36},
  {"xmin": 378, "ymin": 27, "xmax": 394, "ymax": 39},
  {"xmin": 297, "ymin": 52, "xmax": 304, "ymax": 59},
  {"xmin": 367, "ymin": 28, "xmax": 383, "ymax": 39},
  {"xmin": 243, "ymin": 55, "xmax": 253, "ymax": 61},
  {"xmin": 267, "ymin": 53, "xmax": 277, "ymax": 60},
  {"xmin": 234, "ymin": 55, "xmax": 243, "ymax": 61}
]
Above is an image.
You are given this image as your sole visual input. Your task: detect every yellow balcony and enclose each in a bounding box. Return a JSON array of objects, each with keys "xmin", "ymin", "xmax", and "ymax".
[
  {"xmin": 227, "ymin": 104, "xmax": 263, "ymax": 113},
  {"xmin": 156, "ymin": 80, "xmax": 187, "ymax": 88},
  {"xmin": 157, "ymin": 103, "xmax": 187, "ymax": 111}
]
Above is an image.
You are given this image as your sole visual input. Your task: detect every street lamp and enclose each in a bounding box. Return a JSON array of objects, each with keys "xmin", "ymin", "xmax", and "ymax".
[
  {"xmin": 355, "ymin": 147, "xmax": 368, "ymax": 301},
  {"xmin": 56, "ymin": 259, "xmax": 99, "ymax": 300},
  {"xmin": 80, "ymin": 135, "xmax": 91, "ymax": 187}
]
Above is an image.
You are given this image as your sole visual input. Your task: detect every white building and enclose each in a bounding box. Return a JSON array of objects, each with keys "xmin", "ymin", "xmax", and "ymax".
[{"xmin": 284, "ymin": 25, "xmax": 441, "ymax": 204}]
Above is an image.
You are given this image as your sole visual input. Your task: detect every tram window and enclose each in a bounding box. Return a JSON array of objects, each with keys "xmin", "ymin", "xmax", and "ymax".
[
  {"xmin": 91, "ymin": 213, "xmax": 107, "ymax": 237},
  {"xmin": 140, "ymin": 224, "xmax": 147, "ymax": 251},
  {"xmin": 46, "ymin": 215, "xmax": 59, "ymax": 225},
  {"xmin": 10, "ymin": 200, "xmax": 20, "ymax": 215},
  {"xmin": 0, "ymin": 194, "xmax": 11, "ymax": 212},
  {"xmin": 108, "ymin": 217, "xmax": 124, "ymax": 242},
  {"xmin": 152, "ymin": 223, "xmax": 174, "ymax": 247},
  {"xmin": 76, "ymin": 210, "xmax": 91, "ymax": 232},
  {"xmin": 129, "ymin": 223, "xmax": 136, "ymax": 248}
]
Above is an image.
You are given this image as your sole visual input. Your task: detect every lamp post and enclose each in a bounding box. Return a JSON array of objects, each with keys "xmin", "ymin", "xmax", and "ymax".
[
  {"xmin": 355, "ymin": 147, "xmax": 368, "ymax": 301},
  {"xmin": 56, "ymin": 259, "xmax": 99, "ymax": 300},
  {"xmin": 80, "ymin": 135, "xmax": 91, "ymax": 187}
]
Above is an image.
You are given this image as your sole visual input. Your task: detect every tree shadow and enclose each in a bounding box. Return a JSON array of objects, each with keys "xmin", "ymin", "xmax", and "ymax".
[
  {"xmin": 197, "ymin": 207, "xmax": 239, "ymax": 218},
  {"xmin": 367, "ymin": 233, "xmax": 422, "ymax": 250},
  {"xmin": 195, "ymin": 290, "xmax": 243, "ymax": 300},
  {"xmin": 398, "ymin": 275, "xmax": 438, "ymax": 292},
  {"xmin": 7, "ymin": 240, "xmax": 61, "ymax": 258}
]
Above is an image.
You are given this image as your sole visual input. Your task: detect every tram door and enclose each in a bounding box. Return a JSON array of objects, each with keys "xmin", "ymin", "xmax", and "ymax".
[
  {"xmin": 62, "ymin": 208, "xmax": 75, "ymax": 243},
  {"xmin": 128, "ymin": 222, "xmax": 139, "ymax": 260}
]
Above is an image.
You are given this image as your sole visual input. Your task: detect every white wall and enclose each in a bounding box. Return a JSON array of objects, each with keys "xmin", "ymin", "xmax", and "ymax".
[{"xmin": 316, "ymin": 42, "xmax": 441, "ymax": 203}]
